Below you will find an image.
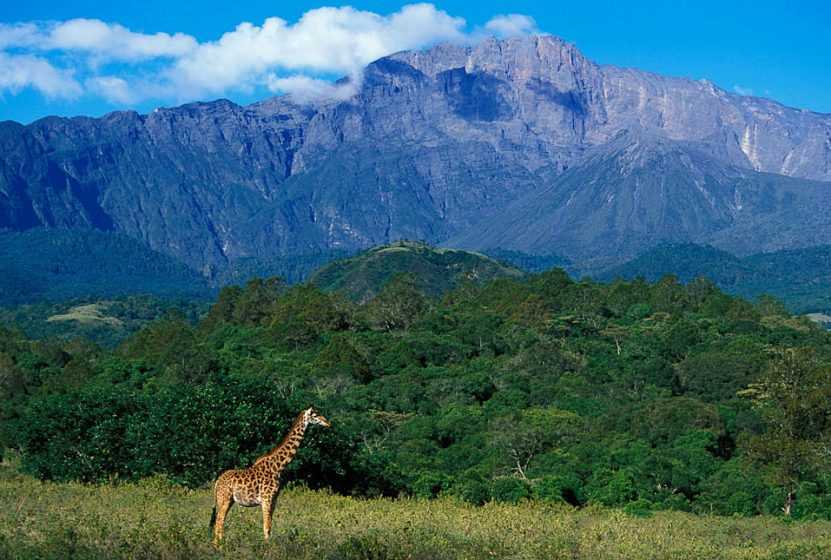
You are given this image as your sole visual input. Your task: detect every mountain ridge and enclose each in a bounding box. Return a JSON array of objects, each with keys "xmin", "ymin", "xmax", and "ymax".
[
  {"xmin": 450, "ymin": 129, "xmax": 831, "ymax": 268},
  {"xmin": 1, "ymin": 34, "xmax": 830, "ymax": 285}
]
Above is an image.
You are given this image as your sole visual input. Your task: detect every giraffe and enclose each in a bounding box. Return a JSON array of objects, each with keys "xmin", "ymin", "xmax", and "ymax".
[{"xmin": 209, "ymin": 407, "xmax": 331, "ymax": 545}]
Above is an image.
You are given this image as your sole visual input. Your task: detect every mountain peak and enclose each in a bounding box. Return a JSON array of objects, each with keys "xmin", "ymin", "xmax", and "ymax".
[
  {"xmin": 2, "ymin": 33, "xmax": 831, "ymax": 284},
  {"xmin": 384, "ymin": 34, "xmax": 590, "ymax": 82}
]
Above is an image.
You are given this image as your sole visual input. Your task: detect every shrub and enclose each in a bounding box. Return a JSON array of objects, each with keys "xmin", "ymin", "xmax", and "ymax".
[{"xmin": 490, "ymin": 478, "xmax": 530, "ymax": 504}]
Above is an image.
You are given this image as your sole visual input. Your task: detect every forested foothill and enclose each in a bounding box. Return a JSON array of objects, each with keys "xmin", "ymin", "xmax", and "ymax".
[{"xmin": 2, "ymin": 264, "xmax": 831, "ymax": 520}]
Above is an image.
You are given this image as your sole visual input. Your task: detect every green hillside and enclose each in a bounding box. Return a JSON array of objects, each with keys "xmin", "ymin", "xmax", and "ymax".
[
  {"xmin": 0, "ymin": 229, "xmax": 211, "ymax": 305},
  {"xmin": 482, "ymin": 248, "xmax": 571, "ymax": 274},
  {"xmin": 602, "ymin": 243, "xmax": 831, "ymax": 314},
  {"xmin": 310, "ymin": 241, "xmax": 525, "ymax": 301},
  {"xmin": 218, "ymin": 250, "xmax": 354, "ymax": 286},
  {"xmin": 0, "ymin": 295, "xmax": 207, "ymax": 347}
]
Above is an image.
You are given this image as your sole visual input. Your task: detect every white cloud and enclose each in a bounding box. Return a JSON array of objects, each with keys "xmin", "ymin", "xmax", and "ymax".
[
  {"xmin": 0, "ymin": 19, "xmax": 197, "ymax": 62},
  {"xmin": 0, "ymin": 52, "xmax": 82, "ymax": 98},
  {"xmin": 484, "ymin": 14, "xmax": 538, "ymax": 37},
  {"xmin": 0, "ymin": 4, "xmax": 539, "ymax": 108},
  {"xmin": 0, "ymin": 23, "xmax": 40, "ymax": 50},
  {"xmin": 167, "ymin": 4, "xmax": 467, "ymax": 98},
  {"xmin": 85, "ymin": 76, "xmax": 136, "ymax": 104},
  {"xmin": 733, "ymin": 85, "xmax": 754, "ymax": 96},
  {"xmin": 266, "ymin": 74, "xmax": 357, "ymax": 103}
]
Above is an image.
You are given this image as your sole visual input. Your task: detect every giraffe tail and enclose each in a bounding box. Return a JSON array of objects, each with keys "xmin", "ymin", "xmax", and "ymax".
[{"xmin": 209, "ymin": 505, "xmax": 217, "ymax": 534}]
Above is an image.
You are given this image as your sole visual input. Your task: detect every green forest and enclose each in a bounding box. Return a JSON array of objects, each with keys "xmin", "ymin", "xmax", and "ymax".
[
  {"xmin": 602, "ymin": 243, "xmax": 831, "ymax": 316},
  {"xmin": 0, "ymin": 296, "xmax": 208, "ymax": 348},
  {"xmin": 2, "ymin": 262, "xmax": 831, "ymax": 520}
]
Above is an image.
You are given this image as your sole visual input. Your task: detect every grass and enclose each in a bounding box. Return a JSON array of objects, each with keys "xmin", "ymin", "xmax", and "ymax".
[
  {"xmin": 2, "ymin": 474, "xmax": 831, "ymax": 559},
  {"xmin": 47, "ymin": 303, "xmax": 124, "ymax": 327}
]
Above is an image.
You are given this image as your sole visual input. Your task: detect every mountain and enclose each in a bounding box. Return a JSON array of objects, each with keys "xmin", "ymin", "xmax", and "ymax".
[
  {"xmin": 603, "ymin": 243, "xmax": 831, "ymax": 313},
  {"xmin": 449, "ymin": 131, "xmax": 831, "ymax": 270},
  {"xmin": 1, "ymin": 35, "xmax": 830, "ymax": 292},
  {"xmin": 601, "ymin": 244, "xmax": 747, "ymax": 284},
  {"xmin": 310, "ymin": 241, "xmax": 524, "ymax": 301},
  {"xmin": 480, "ymin": 249, "xmax": 571, "ymax": 274},
  {"xmin": 216, "ymin": 249, "xmax": 354, "ymax": 287}
]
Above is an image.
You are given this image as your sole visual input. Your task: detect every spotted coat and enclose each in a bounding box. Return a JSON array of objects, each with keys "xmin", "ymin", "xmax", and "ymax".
[{"xmin": 210, "ymin": 407, "xmax": 330, "ymax": 545}]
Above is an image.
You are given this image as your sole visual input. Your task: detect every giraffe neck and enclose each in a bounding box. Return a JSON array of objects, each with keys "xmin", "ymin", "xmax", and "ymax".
[{"xmin": 257, "ymin": 411, "xmax": 309, "ymax": 472}]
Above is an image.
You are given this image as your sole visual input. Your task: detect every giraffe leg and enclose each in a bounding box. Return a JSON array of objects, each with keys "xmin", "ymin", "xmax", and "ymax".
[
  {"xmin": 261, "ymin": 494, "xmax": 275, "ymax": 540},
  {"xmin": 213, "ymin": 490, "xmax": 233, "ymax": 547}
]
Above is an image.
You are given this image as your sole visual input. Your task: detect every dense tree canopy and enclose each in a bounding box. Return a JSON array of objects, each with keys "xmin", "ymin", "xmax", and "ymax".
[{"xmin": 3, "ymin": 269, "xmax": 831, "ymax": 518}]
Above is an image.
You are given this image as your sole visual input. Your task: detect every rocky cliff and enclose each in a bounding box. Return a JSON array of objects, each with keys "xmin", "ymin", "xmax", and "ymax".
[{"xmin": 1, "ymin": 35, "xmax": 830, "ymax": 277}]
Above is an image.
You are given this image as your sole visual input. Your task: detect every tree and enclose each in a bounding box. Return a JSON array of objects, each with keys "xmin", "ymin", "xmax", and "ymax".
[
  {"xmin": 490, "ymin": 407, "xmax": 581, "ymax": 480},
  {"xmin": 199, "ymin": 277, "xmax": 286, "ymax": 329},
  {"xmin": 119, "ymin": 313, "xmax": 216, "ymax": 384},
  {"xmin": 201, "ymin": 285, "xmax": 243, "ymax": 329},
  {"xmin": 269, "ymin": 285, "xmax": 352, "ymax": 347},
  {"xmin": 313, "ymin": 334, "xmax": 371, "ymax": 383},
  {"xmin": 740, "ymin": 348, "xmax": 831, "ymax": 515},
  {"xmin": 366, "ymin": 274, "xmax": 429, "ymax": 331},
  {"xmin": 232, "ymin": 277, "xmax": 285, "ymax": 326},
  {"xmin": 658, "ymin": 429, "xmax": 720, "ymax": 500},
  {"xmin": 0, "ymin": 352, "xmax": 23, "ymax": 453}
]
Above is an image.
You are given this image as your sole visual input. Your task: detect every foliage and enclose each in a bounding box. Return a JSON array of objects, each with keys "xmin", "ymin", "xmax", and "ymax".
[
  {"xmin": 740, "ymin": 348, "xmax": 831, "ymax": 514},
  {"xmin": 218, "ymin": 250, "xmax": 354, "ymax": 286},
  {"xmin": 3, "ymin": 261, "xmax": 831, "ymax": 519},
  {"xmin": 0, "ymin": 229, "xmax": 211, "ymax": 306},
  {"xmin": 311, "ymin": 241, "xmax": 524, "ymax": 302},
  {"xmin": 0, "ymin": 295, "xmax": 208, "ymax": 347},
  {"xmin": 603, "ymin": 242, "xmax": 831, "ymax": 316},
  {"xmin": 365, "ymin": 274, "xmax": 429, "ymax": 331},
  {"xmin": 483, "ymin": 248, "xmax": 571, "ymax": 274}
]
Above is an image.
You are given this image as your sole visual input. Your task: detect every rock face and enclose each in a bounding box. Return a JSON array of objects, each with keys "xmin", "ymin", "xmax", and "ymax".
[
  {"xmin": 1, "ymin": 35, "xmax": 830, "ymax": 276},
  {"xmin": 449, "ymin": 130, "xmax": 831, "ymax": 269}
]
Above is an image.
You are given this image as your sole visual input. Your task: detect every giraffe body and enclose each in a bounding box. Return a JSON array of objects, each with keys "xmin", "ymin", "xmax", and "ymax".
[{"xmin": 210, "ymin": 407, "xmax": 330, "ymax": 545}]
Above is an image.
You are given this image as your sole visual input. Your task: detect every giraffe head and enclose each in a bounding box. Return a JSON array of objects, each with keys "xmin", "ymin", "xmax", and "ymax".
[{"xmin": 305, "ymin": 407, "xmax": 331, "ymax": 428}]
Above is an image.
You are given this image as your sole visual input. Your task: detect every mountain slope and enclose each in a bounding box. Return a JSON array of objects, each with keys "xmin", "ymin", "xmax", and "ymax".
[
  {"xmin": 450, "ymin": 131, "xmax": 831, "ymax": 270},
  {"xmin": 603, "ymin": 243, "xmax": 831, "ymax": 313},
  {"xmin": 310, "ymin": 241, "xmax": 524, "ymax": 301},
  {"xmin": 0, "ymin": 230, "xmax": 211, "ymax": 305},
  {"xmin": 0, "ymin": 35, "xmax": 830, "ymax": 283}
]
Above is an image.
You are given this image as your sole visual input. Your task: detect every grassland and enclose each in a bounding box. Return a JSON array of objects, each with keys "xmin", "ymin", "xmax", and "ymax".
[
  {"xmin": 2, "ymin": 474, "xmax": 831, "ymax": 560},
  {"xmin": 47, "ymin": 303, "xmax": 125, "ymax": 327}
]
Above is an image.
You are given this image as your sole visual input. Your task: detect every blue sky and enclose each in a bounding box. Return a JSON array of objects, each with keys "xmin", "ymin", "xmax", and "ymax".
[{"xmin": 1, "ymin": 1, "xmax": 829, "ymax": 124}]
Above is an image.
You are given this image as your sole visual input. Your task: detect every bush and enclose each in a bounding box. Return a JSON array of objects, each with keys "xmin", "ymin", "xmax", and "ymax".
[
  {"xmin": 623, "ymin": 498, "xmax": 654, "ymax": 517},
  {"xmin": 533, "ymin": 474, "xmax": 583, "ymax": 505},
  {"xmin": 412, "ymin": 472, "xmax": 450, "ymax": 499},
  {"xmin": 490, "ymin": 478, "xmax": 530, "ymax": 504},
  {"xmin": 451, "ymin": 473, "xmax": 491, "ymax": 505}
]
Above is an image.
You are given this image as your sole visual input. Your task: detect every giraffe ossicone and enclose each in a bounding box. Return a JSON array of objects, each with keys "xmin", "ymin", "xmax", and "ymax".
[{"xmin": 210, "ymin": 407, "xmax": 331, "ymax": 545}]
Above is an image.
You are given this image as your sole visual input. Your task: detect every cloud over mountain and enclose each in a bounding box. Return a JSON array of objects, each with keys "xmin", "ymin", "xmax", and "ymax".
[
  {"xmin": 484, "ymin": 14, "xmax": 538, "ymax": 37},
  {"xmin": 0, "ymin": 52, "xmax": 82, "ymax": 98},
  {"xmin": 0, "ymin": 4, "xmax": 536, "ymax": 106},
  {"xmin": 3, "ymin": 34, "xmax": 829, "ymax": 280}
]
